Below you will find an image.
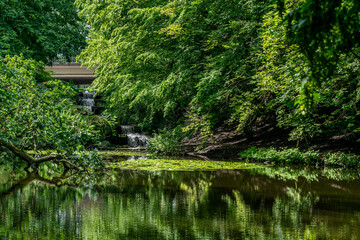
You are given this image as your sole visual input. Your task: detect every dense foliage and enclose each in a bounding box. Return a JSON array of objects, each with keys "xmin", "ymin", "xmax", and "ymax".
[
  {"xmin": 0, "ymin": 0, "xmax": 104, "ymax": 169},
  {"xmin": 76, "ymin": 0, "xmax": 360, "ymax": 151},
  {"xmin": 257, "ymin": 4, "xmax": 360, "ymax": 142},
  {"xmin": 0, "ymin": 55, "xmax": 101, "ymax": 169},
  {"xmin": 0, "ymin": 0, "xmax": 87, "ymax": 64},
  {"xmin": 277, "ymin": 0, "xmax": 360, "ymax": 92},
  {"xmin": 76, "ymin": 0, "xmax": 267, "ymax": 135}
]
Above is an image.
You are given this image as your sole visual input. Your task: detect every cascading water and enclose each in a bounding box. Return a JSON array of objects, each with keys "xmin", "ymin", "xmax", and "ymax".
[
  {"xmin": 120, "ymin": 125, "xmax": 135, "ymax": 134},
  {"xmin": 80, "ymin": 90, "xmax": 95, "ymax": 113},
  {"xmin": 120, "ymin": 125, "xmax": 149, "ymax": 148}
]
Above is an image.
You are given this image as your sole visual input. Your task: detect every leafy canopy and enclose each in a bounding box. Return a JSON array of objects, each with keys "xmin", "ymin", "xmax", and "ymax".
[
  {"xmin": 0, "ymin": 0, "xmax": 87, "ymax": 64},
  {"xmin": 75, "ymin": 0, "xmax": 360, "ymax": 150},
  {"xmin": 76, "ymin": 0, "xmax": 267, "ymax": 137},
  {"xmin": 276, "ymin": 0, "xmax": 360, "ymax": 99}
]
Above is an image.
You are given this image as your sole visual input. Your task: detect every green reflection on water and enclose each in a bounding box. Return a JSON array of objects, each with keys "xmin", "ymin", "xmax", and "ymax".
[{"xmin": 1, "ymin": 165, "xmax": 360, "ymax": 239}]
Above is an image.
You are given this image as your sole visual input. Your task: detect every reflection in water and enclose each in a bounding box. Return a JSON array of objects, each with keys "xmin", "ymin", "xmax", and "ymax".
[{"xmin": 1, "ymin": 167, "xmax": 360, "ymax": 239}]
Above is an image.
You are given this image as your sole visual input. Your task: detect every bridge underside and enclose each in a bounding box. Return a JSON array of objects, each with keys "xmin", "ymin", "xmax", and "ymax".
[{"xmin": 45, "ymin": 64, "xmax": 96, "ymax": 86}]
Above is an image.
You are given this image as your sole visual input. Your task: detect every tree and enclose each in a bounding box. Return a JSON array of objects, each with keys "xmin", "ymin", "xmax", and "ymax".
[
  {"xmin": 276, "ymin": 0, "xmax": 360, "ymax": 101},
  {"xmin": 255, "ymin": 3, "xmax": 360, "ymax": 142},
  {"xmin": 0, "ymin": 54, "xmax": 102, "ymax": 170},
  {"xmin": 75, "ymin": 0, "xmax": 360, "ymax": 151},
  {"xmin": 76, "ymin": 0, "xmax": 268, "ymax": 138},
  {"xmin": 0, "ymin": 0, "xmax": 88, "ymax": 64}
]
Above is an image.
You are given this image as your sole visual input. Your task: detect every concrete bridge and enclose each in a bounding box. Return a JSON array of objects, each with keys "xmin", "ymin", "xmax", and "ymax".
[{"xmin": 45, "ymin": 63, "xmax": 96, "ymax": 88}]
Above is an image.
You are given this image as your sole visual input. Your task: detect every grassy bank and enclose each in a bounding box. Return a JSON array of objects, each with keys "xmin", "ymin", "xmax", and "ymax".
[{"xmin": 239, "ymin": 147, "xmax": 360, "ymax": 168}]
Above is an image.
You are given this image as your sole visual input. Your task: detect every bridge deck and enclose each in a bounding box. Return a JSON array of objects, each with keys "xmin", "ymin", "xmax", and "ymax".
[{"xmin": 45, "ymin": 64, "xmax": 96, "ymax": 85}]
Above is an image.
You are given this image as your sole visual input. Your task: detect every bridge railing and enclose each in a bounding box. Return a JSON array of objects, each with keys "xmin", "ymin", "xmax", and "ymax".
[{"xmin": 50, "ymin": 55, "xmax": 81, "ymax": 65}]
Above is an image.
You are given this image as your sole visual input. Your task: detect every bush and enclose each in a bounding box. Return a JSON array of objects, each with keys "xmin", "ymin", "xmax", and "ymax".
[
  {"xmin": 147, "ymin": 126, "xmax": 185, "ymax": 155},
  {"xmin": 86, "ymin": 115, "xmax": 115, "ymax": 139},
  {"xmin": 239, "ymin": 147, "xmax": 360, "ymax": 168},
  {"xmin": 323, "ymin": 152, "xmax": 360, "ymax": 168},
  {"xmin": 239, "ymin": 147, "xmax": 321, "ymax": 165}
]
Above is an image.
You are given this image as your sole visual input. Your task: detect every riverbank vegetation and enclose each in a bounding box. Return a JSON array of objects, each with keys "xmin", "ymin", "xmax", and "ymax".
[
  {"xmin": 1, "ymin": 0, "xmax": 360, "ymax": 168},
  {"xmin": 239, "ymin": 147, "xmax": 360, "ymax": 168},
  {"xmin": 75, "ymin": 0, "xmax": 360, "ymax": 158}
]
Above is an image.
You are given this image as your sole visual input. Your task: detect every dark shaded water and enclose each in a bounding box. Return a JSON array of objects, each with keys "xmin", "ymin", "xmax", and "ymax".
[{"xmin": 1, "ymin": 166, "xmax": 360, "ymax": 239}]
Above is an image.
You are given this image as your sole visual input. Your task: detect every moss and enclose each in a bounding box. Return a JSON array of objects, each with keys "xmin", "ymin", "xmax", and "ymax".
[
  {"xmin": 110, "ymin": 158, "xmax": 261, "ymax": 171},
  {"xmin": 99, "ymin": 151, "xmax": 152, "ymax": 157},
  {"xmin": 101, "ymin": 150, "xmax": 262, "ymax": 171}
]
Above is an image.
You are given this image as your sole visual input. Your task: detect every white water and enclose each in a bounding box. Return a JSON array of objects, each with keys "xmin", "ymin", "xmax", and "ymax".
[
  {"xmin": 127, "ymin": 155, "xmax": 148, "ymax": 160},
  {"xmin": 81, "ymin": 91, "xmax": 95, "ymax": 113},
  {"xmin": 120, "ymin": 125, "xmax": 149, "ymax": 148},
  {"xmin": 120, "ymin": 125, "xmax": 135, "ymax": 134}
]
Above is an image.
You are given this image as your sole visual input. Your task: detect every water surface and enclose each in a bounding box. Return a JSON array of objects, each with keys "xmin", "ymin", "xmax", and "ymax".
[{"xmin": 1, "ymin": 166, "xmax": 360, "ymax": 239}]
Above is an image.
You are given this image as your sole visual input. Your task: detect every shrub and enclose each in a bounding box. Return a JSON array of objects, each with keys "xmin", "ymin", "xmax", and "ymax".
[
  {"xmin": 239, "ymin": 147, "xmax": 360, "ymax": 168},
  {"xmin": 147, "ymin": 126, "xmax": 185, "ymax": 155},
  {"xmin": 323, "ymin": 152, "xmax": 360, "ymax": 168},
  {"xmin": 239, "ymin": 147, "xmax": 321, "ymax": 165},
  {"xmin": 86, "ymin": 115, "xmax": 115, "ymax": 139}
]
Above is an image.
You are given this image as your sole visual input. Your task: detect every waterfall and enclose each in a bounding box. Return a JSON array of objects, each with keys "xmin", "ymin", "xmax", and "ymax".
[
  {"xmin": 80, "ymin": 90, "xmax": 96, "ymax": 113},
  {"xmin": 120, "ymin": 125, "xmax": 135, "ymax": 134},
  {"xmin": 120, "ymin": 125, "xmax": 149, "ymax": 148}
]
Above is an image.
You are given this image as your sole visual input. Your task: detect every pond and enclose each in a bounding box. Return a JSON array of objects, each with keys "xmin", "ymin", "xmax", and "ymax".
[{"xmin": 1, "ymin": 160, "xmax": 360, "ymax": 239}]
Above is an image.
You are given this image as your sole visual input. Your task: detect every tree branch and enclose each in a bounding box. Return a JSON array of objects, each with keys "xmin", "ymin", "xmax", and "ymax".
[
  {"xmin": 350, "ymin": 49, "xmax": 360, "ymax": 61},
  {"xmin": 36, "ymin": 154, "xmax": 64, "ymax": 164},
  {"xmin": 0, "ymin": 139, "xmax": 66, "ymax": 167},
  {"xmin": 0, "ymin": 138, "xmax": 35, "ymax": 165},
  {"xmin": 58, "ymin": 160, "xmax": 81, "ymax": 171}
]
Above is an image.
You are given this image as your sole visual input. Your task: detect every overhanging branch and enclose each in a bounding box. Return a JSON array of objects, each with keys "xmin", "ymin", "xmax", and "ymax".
[
  {"xmin": 0, "ymin": 138, "xmax": 35, "ymax": 165},
  {"xmin": 0, "ymin": 139, "xmax": 67, "ymax": 167},
  {"xmin": 36, "ymin": 154, "xmax": 64, "ymax": 164}
]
